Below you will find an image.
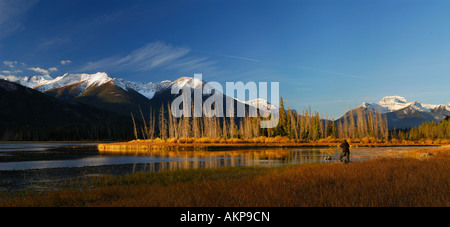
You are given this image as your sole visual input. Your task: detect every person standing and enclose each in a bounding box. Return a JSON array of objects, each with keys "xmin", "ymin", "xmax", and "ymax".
[{"xmin": 339, "ymin": 140, "xmax": 350, "ymax": 163}]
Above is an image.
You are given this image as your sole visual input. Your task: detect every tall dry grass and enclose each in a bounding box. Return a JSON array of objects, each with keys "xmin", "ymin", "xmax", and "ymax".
[{"xmin": 119, "ymin": 136, "xmax": 450, "ymax": 146}]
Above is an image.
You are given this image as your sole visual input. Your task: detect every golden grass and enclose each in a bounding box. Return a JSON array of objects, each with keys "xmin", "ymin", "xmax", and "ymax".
[
  {"xmin": 107, "ymin": 136, "xmax": 450, "ymax": 146},
  {"xmin": 1, "ymin": 147, "xmax": 448, "ymax": 207},
  {"xmin": 98, "ymin": 136, "xmax": 450, "ymax": 153}
]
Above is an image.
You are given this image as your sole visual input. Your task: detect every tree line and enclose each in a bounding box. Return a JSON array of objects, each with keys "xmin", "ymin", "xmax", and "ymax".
[
  {"xmin": 132, "ymin": 97, "xmax": 391, "ymax": 142},
  {"xmin": 391, "ymin": 116, "xmax": 450, "ymax": 140}
]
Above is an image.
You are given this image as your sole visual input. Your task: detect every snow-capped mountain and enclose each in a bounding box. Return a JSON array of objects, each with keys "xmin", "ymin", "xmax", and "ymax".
[
  {"xmin": 34, "ymin": 72, "xmax": 114, "ymax": 93},
  {"xmin": 352, "ymin": 96, "xmax": 450, "ymax": 129},
  {"xmin": 4, "ymin": 73, "xmax": 234, "ymax": 101},
  {"xmin": 28, "ymin": 72, "xmax": 174, "ymax": 100},
  {"xmin": 114, "ymin": 78, "xmax": 172, "ymax": 100},
  {"xmin": 172, "ymin": 77, "xmax": 204, "ymax": 90},
  {"xmin": 1, "ymin": 72, "xmax": 275, "ymax": 117},
  {"xmin": 359, "ymin": 96, "xmax": 449, "ymax": 114},
  {"xmin": 3, "ymin": 72, "xmax": 176, "ymax": 100},
  {"xmin": 0, "ymin": 75, "xmax": 53, "ymax": 88},
  {"xmin": 244, "ymin": 98, "xmax": 278, "ymax": 110},
  {"xmin": 3, "ymin": 73, "xmax": 278, "ymax": 108}
]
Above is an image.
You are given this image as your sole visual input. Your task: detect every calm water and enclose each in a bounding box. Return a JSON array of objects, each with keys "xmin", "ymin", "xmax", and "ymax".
[{"xmin": 0, "ymin": 142, "xmax": 430, "ymax": 191}]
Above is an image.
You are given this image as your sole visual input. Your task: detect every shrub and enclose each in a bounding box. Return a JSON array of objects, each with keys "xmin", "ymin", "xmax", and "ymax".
[
  {"xmin": 265, "ymin": 136, "xmax": 291, "ymax": 143},
  {"xmin": 229, "ymin": 138, "xmax": 244, "ymax": 143},
  {"xmin": 177, "ymin": 137, "xmax": 187, "ymax": 143},
  {"xmin": 211, "ymin": 138, "xmax": 221, "ymax": 144},
  {"xmin": 197, "ymin": 137, "xmax": 212, "ymax": 143},
  {"xmin": 251, "ymin": 137, "xmax": 266, "ymax": 143},
  {"xmin": 186, "ymin": 138, "xmax": 195, "ymax": 143},
  {"xmin": 152, "ymin": 138, "xmax": 165, "ymax": 144},
  {"xmin": 166, "ymin": 138, "xmax": 177, "ymax": 143}
]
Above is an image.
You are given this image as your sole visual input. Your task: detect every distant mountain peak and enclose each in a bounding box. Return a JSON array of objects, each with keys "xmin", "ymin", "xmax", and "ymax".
[
  {"xmin": 0, "ymin": 75, "xmax": 53, "ymax": 88},
  {"xmin": 113, "ymin": 77, "xmax": 171, "ymax": 100},
  {"xmin": 378, "ymin": 96, "xmax": 407, "ymax": 105},
  {"xmin": 172, "ymin": 76, "xmax": 204, "ymax": 90},
  {"xmin": 360, "ymin": 96, "xmax": 448, "ymax": 114},
  {"xmin": 377, "ymin": 96, "xmax": 408, "ymax": 111},
  {"xmin": 352, "ymin": 95, "xmax": 450, "ymax": 129},
  {"xmin": 34, "ymin": 72, "xmax": 114, "ymax": 92},
  {"xmin": 244, "ymin": 98, "xmax": 278, "ymax": 110}
]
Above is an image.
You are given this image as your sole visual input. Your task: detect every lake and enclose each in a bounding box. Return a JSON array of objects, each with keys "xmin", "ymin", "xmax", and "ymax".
[{"xmin": 0, "ymin": 142, "xmax": 430, "ymax": 191}]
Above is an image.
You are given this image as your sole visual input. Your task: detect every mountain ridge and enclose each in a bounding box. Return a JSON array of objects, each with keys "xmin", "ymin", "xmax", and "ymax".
[
  {"xmin": 347, "ymin": 96, "xmax": 450, "ymax": 129},
  {"xmin": 359, "ymin": 95, "xmax": 450, "ymax": 114},
  {"xmin": 2, "ymin": 72, "xmax": 277, "ymax": 114}
]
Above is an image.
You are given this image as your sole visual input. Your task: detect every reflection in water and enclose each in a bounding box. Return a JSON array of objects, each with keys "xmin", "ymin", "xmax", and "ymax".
[
  {"xmin": 0, "ymin": 144, "xmax": 338, "ymax": 171},
  {"xmin": 100, "ymin": 148, "xmax": 338, "ymax": 172},
  {"xmin": 0, "ymin": 143, "xmax": 99, "ymax": 152}
]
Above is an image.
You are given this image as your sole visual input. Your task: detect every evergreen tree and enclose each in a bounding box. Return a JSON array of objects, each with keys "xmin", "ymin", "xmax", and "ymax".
[{"xmin": 274, "ymin": 97, "xmax": 288, "ymax": 136}]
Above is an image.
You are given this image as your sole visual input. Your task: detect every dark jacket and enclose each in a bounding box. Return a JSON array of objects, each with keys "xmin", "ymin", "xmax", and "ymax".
[{"xmin": 340, "ymin": 141, "xmax": 350, "ymax": 153}]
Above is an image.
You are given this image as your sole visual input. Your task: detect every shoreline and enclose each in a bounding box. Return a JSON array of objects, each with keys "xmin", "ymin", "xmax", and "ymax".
[{"xmin": 98, "ymin": 141, "xmax": 444, "ymax": 152}]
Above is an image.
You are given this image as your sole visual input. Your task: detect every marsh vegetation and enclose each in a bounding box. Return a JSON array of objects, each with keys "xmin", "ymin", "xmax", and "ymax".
[{"xmin": 1, "ymin": 146, "xmax": 448, "ymax": 207}]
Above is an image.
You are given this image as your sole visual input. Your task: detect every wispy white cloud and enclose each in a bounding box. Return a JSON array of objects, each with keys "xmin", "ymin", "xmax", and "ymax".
[
  {"xmin": 0, "ymin": 74, "xmax": 21, "ymax": 81},
  {"xmin": 1, "ymin": 69, "xmax": 22, "ymax": 74},
  {"xmin": 27, "ymin": 66, "xmax": 57, "ymax": 75},
  {"xmin": 3, "ymin": 60, "xmax": 17, "ymax": 68},
  {"xmin": 1, "ymin": 60, "xmax": 24, "ymax": 77},
  {"xmin": 27, "ymin": 67, "xmax": 49, "ymax": 75},
  {"xmin": 77, "ymin": 41, "xmax": 219, "ymax": 75},
  {"xmin": 60, "ymin": 60, "xmax": 72, "ymax": 65},
  {"xmin": 1, "ymin": 60, "xmax": 59, "ymax": 78}
]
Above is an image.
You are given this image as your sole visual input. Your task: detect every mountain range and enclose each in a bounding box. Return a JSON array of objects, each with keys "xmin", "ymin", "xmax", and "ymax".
[
  {"xmin": 1, "ymin": 72, "xmax": 275, "ymax": 116},
  {"xmin": 1, "ymin": 73, "xmax": 449, "ymax": 138},
  {"xmin": 342, "ymin": 96, "xmax": 450, "ymax": 129},
  {"xmin": 0, "ymin": 73, "xmax": 269, "ymax": 140}
]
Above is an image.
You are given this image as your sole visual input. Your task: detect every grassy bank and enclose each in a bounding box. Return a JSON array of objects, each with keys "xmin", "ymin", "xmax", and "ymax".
[
  {"xmin": 98, "ymin": 136, "xmax": 450, "ymax": 152},
  {"xmin": 1, "ymin": 146, "xmax": 448, "ymax": 207}
]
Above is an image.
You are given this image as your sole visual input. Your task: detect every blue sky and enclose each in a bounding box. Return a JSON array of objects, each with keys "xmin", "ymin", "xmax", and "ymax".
[{"xmin": 1, "ymin": 0, "xmax": 450, "ymax": 118}]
